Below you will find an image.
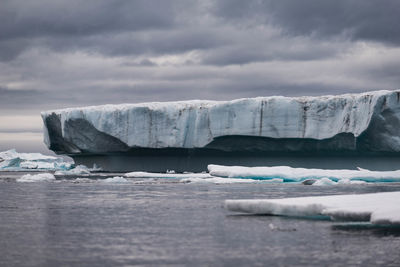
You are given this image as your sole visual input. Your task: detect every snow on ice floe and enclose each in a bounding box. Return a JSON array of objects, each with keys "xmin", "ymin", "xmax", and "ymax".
[
  {"xmin": 208, "ymin": 165, "xmax": 400, "ymax": 183},
  {"xmin": 225, "ymin": 191, "xmax": 400, "ymax": 225},
  {"xmin": 17, "ymin": 173, "xmax": 56, "ymax": 183},
  {"xmin": 0, "ymin": 149, "xmax": 73, "ymax": 171}
]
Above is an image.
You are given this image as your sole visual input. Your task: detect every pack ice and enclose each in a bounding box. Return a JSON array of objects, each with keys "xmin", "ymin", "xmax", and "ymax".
[{"xmin": 225, "ymin": 192, "xmax": 400, "ymax": 225}]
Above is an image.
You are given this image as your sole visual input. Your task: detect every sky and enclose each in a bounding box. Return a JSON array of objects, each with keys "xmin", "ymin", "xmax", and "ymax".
[{"xmin": 1, "ymin": 0, "xmax": 400, "ymax": 154}]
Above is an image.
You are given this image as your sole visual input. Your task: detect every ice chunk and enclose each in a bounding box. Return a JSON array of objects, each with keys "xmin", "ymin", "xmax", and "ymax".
[
  {"xmin": 225, "ymin": 191, "xmax": 400, "ymax": 225},
  {"xmin": 54, "ymin": 165, "xmax": 91, "ymax": 175},
  {"xmin": 311, "ymin": 177, "xmax": 337, "ymax": 186},
  {"xmin": 337, "ymin": 179, "xmax": 367, "ymax": 185},
  {"xmin": 0, "ymin": 149, "xmax": 57, "ymax": 161},
  {"xmin": 208, "ymin": 164, "xmax": 400, "ymax": 183},
  {"xmin": 101, "ymin": 176, "xmax": 129, "ymax": 183},
  {"xmin": 17, "ymin": 173, "xmax": 56, "ymax": 183}
]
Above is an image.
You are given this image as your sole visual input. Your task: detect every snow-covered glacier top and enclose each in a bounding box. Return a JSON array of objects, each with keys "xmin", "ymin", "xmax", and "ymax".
[{"xmin": 41, "ymin": 90, "xmax": 400, "ymax": 154}]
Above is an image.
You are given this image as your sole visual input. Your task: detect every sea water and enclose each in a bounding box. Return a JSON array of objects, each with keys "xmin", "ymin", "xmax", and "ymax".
[{"xmin": 1, "ymin": 171, "xmax": 400, "ymax": 266}]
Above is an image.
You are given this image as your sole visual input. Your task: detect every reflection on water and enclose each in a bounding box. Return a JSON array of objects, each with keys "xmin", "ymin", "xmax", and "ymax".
[
  {"xmin": 1, "ymin": 175, "xmax": 400, "ymax": 266},
  {"xmin": 332, "ymin": 223, "xmax": 400, "ymax": 237}
]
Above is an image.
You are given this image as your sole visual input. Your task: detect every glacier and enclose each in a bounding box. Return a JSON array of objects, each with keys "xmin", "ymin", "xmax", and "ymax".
[
  {"xmin": 41, "ymin": 90, "xmax": 400, "ymax": 172},
  {"xmin": 225, "ymin": 192, "xmax": 400, "ymax": 225}
]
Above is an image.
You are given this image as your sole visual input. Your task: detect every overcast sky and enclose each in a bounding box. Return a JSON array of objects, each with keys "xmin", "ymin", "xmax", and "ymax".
[{"xmin": 1, "ymin": 0, "xmax": 400, "ymax": 153}]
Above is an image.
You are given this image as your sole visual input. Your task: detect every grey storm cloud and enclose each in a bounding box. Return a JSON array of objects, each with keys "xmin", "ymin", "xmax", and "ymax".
[
  {"xmin": 0, "ymin": 0, "xmax": 400, "ymax": 114},
  {"xmin": 0, "ymin": 0, "xmax": 176, "ymax": 38},
  {"xmin": 214, "ymin": 0, "xmax": 400, "ymax": 44},
  {"xmin": 0, "ymin": 0, "xmax": 179, "ymax": 60},
  {"xmin": 1, "ymin": 0, "xmax": 400, "ymax": 61}
]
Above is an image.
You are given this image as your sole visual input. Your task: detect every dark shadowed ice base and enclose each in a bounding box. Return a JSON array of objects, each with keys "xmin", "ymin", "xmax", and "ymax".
[
  {"xmin": 1, "ymin": 174, "xmax": 400, "ymax": 266},
  {"xmin": 44, "ymin": 113, "xmax": 400, "ymax": 172}
]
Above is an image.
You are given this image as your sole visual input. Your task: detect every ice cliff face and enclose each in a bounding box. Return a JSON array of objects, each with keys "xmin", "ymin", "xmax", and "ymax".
[{"xmin": 41, "ymin": 90, "xmax": 400, "ymax": 155}]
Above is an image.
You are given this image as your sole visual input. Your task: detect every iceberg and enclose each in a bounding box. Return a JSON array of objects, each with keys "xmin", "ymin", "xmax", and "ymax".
[
  {"xmin": 0, "ymin": 149, "xmax": 73, "ymax": 171},
  {"xmin": 208, "ymin": 164, "xmax": 400, "ymax": 183},
  {"xmin": 225, "ymin": 191, "xmax": 400, "ymax": 225},
  {"xmin": 42, "ymin": 90, "xmax": 400, "ymax": 172}
]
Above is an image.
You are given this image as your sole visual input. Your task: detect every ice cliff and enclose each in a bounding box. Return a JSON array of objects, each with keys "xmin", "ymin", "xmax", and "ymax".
[{"xmin": 41, "ymin": 90, "xmax": 400, "ymax": 156}]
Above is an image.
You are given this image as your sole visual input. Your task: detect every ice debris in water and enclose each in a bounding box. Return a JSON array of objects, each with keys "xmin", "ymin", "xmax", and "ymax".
[
  {"xmin": 0, "ymin": 149, "xmax": 73, "ymax": 171},
  {"xmin": 311, "ymin": 177, "xmax": 338, "ymax": 186},
  {"xmin": 180, "ymin": 177, "xmax": 283, "ymax": 184},
  {"xmin": 17, "ymin": 173, "xmax": 56, "ymax": 183},
  {"xmin": 225, "ymin": 191, "xmax": 400, "ymax": 225},
  {"xmin": 208, "ymin": 164, "xmax": 400, "ymax": 183},
  {"xmin": 54, "ymin": 165, "xmax": 91, "ymax": 175},
  {"xmin": 125, "ymin": 172, "xmax": 213, "ymax": 179},
  {"xmin": 102, "ymin": 176, "xmax": 129, "ymax": 183}
]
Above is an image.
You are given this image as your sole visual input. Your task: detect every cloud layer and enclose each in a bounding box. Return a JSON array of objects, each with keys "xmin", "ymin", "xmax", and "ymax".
[{"xmin": 1, "ymin": 0, "xmax": 400, "ymax": 114}]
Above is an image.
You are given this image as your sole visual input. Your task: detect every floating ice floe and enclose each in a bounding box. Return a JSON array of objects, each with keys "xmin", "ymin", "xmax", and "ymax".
[
  {"xmin": 125, "ymin": 171, "xmax": 213, "ymax": 179},
  {"xmin": 0, "ymin": 149, "xmax": 73, "ymax": 171},
  {"xmin": 225, "ymin": 191, "xmax": 400, "ymax": 225},
  {"xmin": 17, "ymin": 173, "xmax": 56, "ymax": 183},
  {"xmin": 310, "ymin": 177, "xmax": 368, "ymax": 186},
  {"xmin": 208, "ymin": 164, "xmax": 400, "ymax": 183},
  {"xmin": 101, "ymin": 176, "xmax": 129, "ymax": 183},
  {"xmin": 180, "ymin": 177, "xmax": 268, "ymax": 184},
  {"xmin": 54, "ymin": 165, "xmax": 91, "ymax": 175}
]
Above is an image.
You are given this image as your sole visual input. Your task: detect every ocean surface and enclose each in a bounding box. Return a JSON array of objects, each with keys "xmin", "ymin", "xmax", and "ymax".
[{"xmin": 1, "ymin": 171, "xmax": 400, "ymax": 266}]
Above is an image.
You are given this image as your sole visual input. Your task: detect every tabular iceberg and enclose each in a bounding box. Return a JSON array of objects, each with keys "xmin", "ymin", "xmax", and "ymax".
[{"xmin": 41, "ymin": 90, "xmax": 400, "ymax": 172}]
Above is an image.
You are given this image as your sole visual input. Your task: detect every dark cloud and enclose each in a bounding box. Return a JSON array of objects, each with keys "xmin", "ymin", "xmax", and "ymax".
[
  {"xmin": 0, "ymin": 87, "xmax": 44, "ymax": 106},
  {"xmin": 0, "ymin": 0, "xmax": 176, "ymax": 39},
  {"xmin": 0, "ymin": 38, "xmax": 29, "ymax": 61},
  {"xmin": 213, "ymin": 0, "xmax": 400, "ymax": 45},
  {"xmin": 0, "ymin": 0, "xmax": 399, "ymax": 112},
  {"xmin": 0, "ymin": 0, "xmax": 180, "ymax": 60},
  {"xmin": 42, "ymin": 29, "xmax": 228, "ymax": 57}
]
